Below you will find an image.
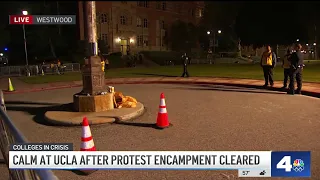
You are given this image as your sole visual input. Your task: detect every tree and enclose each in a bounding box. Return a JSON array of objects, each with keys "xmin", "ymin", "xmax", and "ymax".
[
  {"xmin": 169, "ymin": 20, "xmax": 198, "ymax": 52},
  {"xmin": 202, "ymin": 2, "xmax": 242, "ymax": 30},
  {"xmin": 201, "ymin": 2, "xmax": 242, "ymax": 51},
  {"xmin": 0, "ymin": 25, "xmax": 10, "ymax": 48}
]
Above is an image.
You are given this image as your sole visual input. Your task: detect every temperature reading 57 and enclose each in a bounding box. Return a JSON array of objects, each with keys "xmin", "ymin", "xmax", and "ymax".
[{"xmin": 242, "ymin": 171, "xmax": 250, "ymax": 175}]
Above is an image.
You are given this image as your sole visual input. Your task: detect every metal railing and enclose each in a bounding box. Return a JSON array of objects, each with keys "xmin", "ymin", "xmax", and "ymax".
[
  {"xmin": 0, "ymin": 90, "xmax": 58, "ymax": 180},
  {"xmin": 0, "ymin": 63, "xmax": 81, "ymax": 77}
]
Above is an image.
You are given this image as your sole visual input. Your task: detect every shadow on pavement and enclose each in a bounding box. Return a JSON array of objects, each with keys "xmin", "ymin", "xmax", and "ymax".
[
  {"xmin": 131, "ymin": 73, "xmax": 177, "ymax": 77},
  {"xmin": 57, "ymin": 169, "xmax": 97, "ymax": 176},
  {"xmin": 5, "ymin": 101, "xmax": 73, "ymax": 126},
  {"xmin": 2, "ymin": 101, "xmax": 60, "ymax": 106},
  {"xmin": 114, "ymin": 120, "xmax": 164, "ymax": 129},
  {"xmin": 173, "ymin": 84, "xmax": 285, "ymax": 95}
]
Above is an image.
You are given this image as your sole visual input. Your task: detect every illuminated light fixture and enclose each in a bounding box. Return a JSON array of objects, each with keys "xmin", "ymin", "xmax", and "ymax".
[
  {"xmin": 22, "ymin": 10, "xmax": 28, "ymax": 15},
  {"xmin": 116, "ymin": 37, "xmax": 121, "ymax": 43},
  {"xmin": 313, "ymin": 42, "xmax": 316, "ymax": 46},
  {"xmin": 207, "ymin": 31, "xmax": 210, "ymax": 35},
  {"xmin": 218, "ymin": 30, "xmax": 222, "ymax": 34},
  {"xmin": 296, "ymin": 39, "xmax": 299, "ymax": 42},
  {"xmin": 130, "ymin": 38, "xmax": 134, "ymax": 43},
  {"xmin": 306, "ymin": 44, "xmax": 309, "ymax": 46}
]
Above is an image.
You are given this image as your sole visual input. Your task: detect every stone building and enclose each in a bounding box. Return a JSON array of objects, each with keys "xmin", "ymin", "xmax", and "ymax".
[{"xmin": 78, "ymin": 1, "xmax": 204, "ymax": 55}]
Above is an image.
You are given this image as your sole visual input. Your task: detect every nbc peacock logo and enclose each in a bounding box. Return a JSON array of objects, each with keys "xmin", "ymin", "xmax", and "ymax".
[{"xmin": 293, "ymin": 159, "xmax": 304, "ymax": 172}]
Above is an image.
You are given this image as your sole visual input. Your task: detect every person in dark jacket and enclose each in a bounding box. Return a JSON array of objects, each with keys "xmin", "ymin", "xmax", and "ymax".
[
  {"xmin": 260, "ymin": 45, "xmax": 277, "ymax": 87},
  {"xmin": 181, "ymin": 53, "xmax": 190, "ymax": 77},
  {"xmin": 282, "ymin": 48, "xmax": 292, "ymax": 89},
  {"xmin": 287, "ymin": 43, "xmax": 304, "ymax": 95}
]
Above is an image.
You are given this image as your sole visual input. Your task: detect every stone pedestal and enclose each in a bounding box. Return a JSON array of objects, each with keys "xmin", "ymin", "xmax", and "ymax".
[
  {"xmin": 73, "ymin": 93, "xmax": 114, "ymax": 112},
  {"xmin": 81, "ymin": 56, "xmax": 105, "ymax": 95},
  {"xmin": 73, "ymin": 55, "xmax": 111, "ymax": 112}
]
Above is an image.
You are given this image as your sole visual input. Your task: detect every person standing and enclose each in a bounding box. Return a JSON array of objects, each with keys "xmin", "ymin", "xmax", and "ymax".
[
  {"xmin": 105, "ymin": 58, "xmax": 109, "ymax": 70},
  {"xmin": 57, "ymin": 59, "xmax": 61, "ymax": 74},
  {"xmin": 181, "ymin": 53, "xmax": 190, "ymax": 77},
  {"xmin": 207, "ymin": 48, "xmax": 213, "ymax": 64},
  {"xmin": 260, "ymin": 45, "xmax": 277, "ymax": 87},
  {"xmin": 288, "ymin": 43, "xmax": 304, "ymax": 95},
  {"xmin": 281, "ymin": 49, "xmax": 292, "ymax": 89},
  {"xmin": 101, "ymin": 58, "xmax": 105, "ymax": 72}
]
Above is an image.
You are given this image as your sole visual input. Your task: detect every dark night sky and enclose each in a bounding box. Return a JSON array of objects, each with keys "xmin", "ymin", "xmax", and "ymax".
[
  {"xmin": 1, "ymin": 1, "xmax": 320, "ymax": 62},
  {"xmin": 235, "ymin": 1, "xmax": 320, "ymax": 46},
  {"xmin": 2, "ymin": 1, "xmax": 319, "ymax": 45}
]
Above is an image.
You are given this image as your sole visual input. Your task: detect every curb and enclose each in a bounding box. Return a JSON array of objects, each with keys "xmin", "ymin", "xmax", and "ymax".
[
  {"xmin": 44, "ymin": 103, "xmax": 145, "ymax": 126},
  {"xmin": 3, "ymin": 79, "xmax": 319, "ymax": 98},
  {"xmin": 105, "ymin": 80, "xmax": 320, "ymax": 98},
  {"xmin": 2, "ymin": 84, "xmax": 82, "ymax": 94}
]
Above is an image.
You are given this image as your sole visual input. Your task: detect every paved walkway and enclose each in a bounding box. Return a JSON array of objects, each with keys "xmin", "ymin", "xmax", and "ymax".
[
  {"xmin": 2, "ymin": 77, "xmax": 320, "ymax": 97},
  {"xmin": 3, "ymin": 84, "xmax": 320, "ymax": 180}
]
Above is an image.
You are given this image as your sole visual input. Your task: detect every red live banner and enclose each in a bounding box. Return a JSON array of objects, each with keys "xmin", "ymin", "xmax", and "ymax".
[
  {"xmin": 9, "ymin": 15, "xmax": 33, "ymax": 25},
  {"xmin": 9, "ymin": 15, "xmax": 76, "ymax": 25}
]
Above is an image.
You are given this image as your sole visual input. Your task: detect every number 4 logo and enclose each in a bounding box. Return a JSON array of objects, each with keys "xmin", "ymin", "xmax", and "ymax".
[{"xmin": 277, "ymin": 156, "xmax": 293, "ymax": 172}]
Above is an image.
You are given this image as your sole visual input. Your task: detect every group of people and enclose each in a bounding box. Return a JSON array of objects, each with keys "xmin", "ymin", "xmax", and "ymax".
[
  {"xmin": 260, "ymin": 43, "xmax": 304, "ymax": 95},
  {"xmin": 32, "ymin": 59, "xmax": 65, "ymax": 76},
  {"xmin": 180, "ymin": 43, "xmax": 304, "ymax": 95}
]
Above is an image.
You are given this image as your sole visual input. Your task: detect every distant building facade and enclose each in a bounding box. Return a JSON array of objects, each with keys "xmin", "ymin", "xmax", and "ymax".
[{"xmin": 78, "ymin": 1, "xmax": 204, "ymax": 55}]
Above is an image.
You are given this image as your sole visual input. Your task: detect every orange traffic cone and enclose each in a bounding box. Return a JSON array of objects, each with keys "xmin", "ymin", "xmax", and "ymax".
[
  {"xmin": 156, "ymin": 93, "xmax": 171, "ymax": 129},
  {"xmin": 77, "ymin": 117, "xmax": 97, "ymax": 175},
  {"xmin": 81, "ymin": 117, "xmax": 96, "ymax": 151}
]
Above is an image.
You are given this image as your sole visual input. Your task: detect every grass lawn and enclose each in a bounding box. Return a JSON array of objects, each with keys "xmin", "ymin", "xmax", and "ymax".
[{"xmin": 19, "ymin": 64, "xmax": 320, "ymax": 84}]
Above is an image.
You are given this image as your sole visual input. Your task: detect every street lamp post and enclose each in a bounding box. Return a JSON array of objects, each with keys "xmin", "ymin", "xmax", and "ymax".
[
  {"xmin": 22, "ymin": 10, "xmax": 28, "ymax": 66},
  {"xmin": 313, "ymin": 42, "xmax": 317, "ymax": 59},
  {"xmin": 207, "ymin": 29, "xmax": 222, "ymax": 53}
]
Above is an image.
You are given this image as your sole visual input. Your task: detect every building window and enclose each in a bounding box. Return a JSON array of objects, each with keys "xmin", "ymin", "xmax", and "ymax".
[
  {"xmin": 144, "ymin": 1, "xmax": 149, "ymax": 7},
  {"xmin": 101, "ymin": 34, "xmax": 108, "ymax": 42},
  {"xmin": 199, "ymin": 8, "xmax": 203, "ymax": 17},
  {"xmin": 175, "ymin": 3, "xmax": 181, "ymax": 13},
  {"xmin": 143, "ymin": 18, "xmax": 148, "ymax": 28},
  {"xmin": 100, "ymin": 13, "xmax": 108, "ymax": 23},
  {"xmin": 160, "ymin": 20, "xmax": 165, "ymax": 29},
  {"xmin": 162, "ymin": 2, "xmax": 166, "ymax": 10},
  {"xmin": 137, "ymin": 35, "xmax": 143, "ymax": 46},
  {"xmin": 137, "ymin": 17, "xmax": 142, "ymax": 27},
  {"xmin": 137, "ymin": 1, "xmax": 149, "ymax": 7},
  {"xmin": 144, "ymin": 39, "xmax": 149, "ymax": 46},
  {"xmin": 190, "ymin": 9, "xmax": 195, "ymax": 17},
  {"xmin": 156, "ymin": 2, "xmax": 161, "ymax": 9},
  {"xmin": 120, "ymin": 15, "xmax": 126, "ymax": 25},
  {"xmin": 137, "ymin": 1, "xmax": 148, "ymax": 7}
]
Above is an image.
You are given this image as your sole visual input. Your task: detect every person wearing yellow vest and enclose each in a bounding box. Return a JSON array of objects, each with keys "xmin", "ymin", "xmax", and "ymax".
[
  {"xmin": 282, "ymin": 49, "xmax": 291, "ymax": 89},
  {"xmin": 260, "ymin": 45, "xmax": 277, "ymax": 87},
  {"xmin": 101, "ymin": 59, "xmax": 105, "ymax": 72},
  {"xmin": 50, "ymin": 63, "xmax": 55, "ymax": 74}
]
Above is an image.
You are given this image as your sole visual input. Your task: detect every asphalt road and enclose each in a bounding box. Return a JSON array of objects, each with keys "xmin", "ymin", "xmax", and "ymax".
[{"xmin": 1, "ymin": 84, "xmax": 320, "ymax": 180}]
